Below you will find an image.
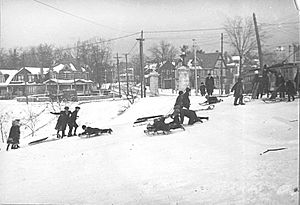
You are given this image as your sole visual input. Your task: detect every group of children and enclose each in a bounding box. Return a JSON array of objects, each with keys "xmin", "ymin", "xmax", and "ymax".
[{"xmin": 146, "ymin": 87, "xmax": 210, "ymax": 134}]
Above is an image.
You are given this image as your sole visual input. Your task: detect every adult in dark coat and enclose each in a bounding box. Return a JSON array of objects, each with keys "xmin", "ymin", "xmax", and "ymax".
[
  {"xmin": 205, "ymin": 73, "xmax": 215, "ymax": 96},
  {"xmin": 174, "ymin": 91, "xmax": 184, "ymax": 124},
  {"xmin": 182, "ymin": 87, "xmax": 191, "ymax": 110},
  {"xmin": 6, "ymin": 119, "xmax": 21, "ymax": 151},
  {"xmin": 231, "ymin": 77, "xmax": 245, "ymax": 105},
  {"xmin": 294, "ymin": 71, "xmax": 300, "ymax": 95},
  {"xmin": 285, "ymin": 80, "xmax": 296, "ymax": 102},
  {"xmin": 51, "ymin": 106, "xmax": 71, "ymax": 138},
  {"xmin": 275, "ymin": 73, "xmax": 286, "ymax": 98},
  {"xmin": 68, "ymin": 106, "xmax": 80, "ymax": 137}
]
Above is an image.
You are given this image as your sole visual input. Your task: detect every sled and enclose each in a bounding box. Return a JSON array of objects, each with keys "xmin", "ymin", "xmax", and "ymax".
[
  {"xmin": 28, "ymin": 137, "xmax": 48, "ymax": 145},
  {"xmin": 262, "ymin": 98, "xmax": 286, "ymax": 103},
  {"xmin": 195, "ymin": 105, "xmax": 215, "ymax": 111},
  {"xmin": 133, "ymin": 114, "xmax": 165, "ymax": 126}
]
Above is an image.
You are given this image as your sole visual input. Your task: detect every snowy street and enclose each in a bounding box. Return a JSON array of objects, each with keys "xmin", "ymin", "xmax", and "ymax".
[{"xmin": 0, "ymin": 94, "xmax": 299, "ymax": 204}]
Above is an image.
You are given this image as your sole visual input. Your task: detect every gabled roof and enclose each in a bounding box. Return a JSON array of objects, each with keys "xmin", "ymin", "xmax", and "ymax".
[
  {"xmin": 52, "ymin": 63, "xmax": 86, "ymax": 73},
  {"xmin": 158, "ymin": 61, "xmax": 175, "ymax": 71},
  {"xmin": 19, "ymin": 67, "xmax": 50, "ymax": 75},
  {"xmin": 0, "ymin": 69, "xmax": 20, "ymax": 85},
  {"xmin": 187, "ymin": 52, "xmax": 221, "ymax": 69}
]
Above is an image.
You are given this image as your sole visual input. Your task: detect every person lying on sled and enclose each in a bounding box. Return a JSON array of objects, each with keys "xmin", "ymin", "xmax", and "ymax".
[{"xmin": 79, "ymin": 125, "xmax": 112, "ymax": 136}]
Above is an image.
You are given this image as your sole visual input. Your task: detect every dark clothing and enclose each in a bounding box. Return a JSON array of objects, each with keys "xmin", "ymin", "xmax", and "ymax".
[
  {"xmin": 6, "ymin": 124, "xmax": 20, "ymax": 151},
  {"xmin": 152, "ymin": 118, "xmax": 170, "ymax": 132},
  {"xmin": 294, "ymin": 71, "xmax": 300, "ymax": 94},
  {"xmin": 231, "ymin": 81, "xmax": 244, "ymax": 105},
  {"xmin": 286, "ymin": 80, "xmax": 296, "ymax": 101},
  {"xmin": 68, "ymin": 110, "xmax": 79, "ymax": 136},
  {"xmin": 182, "ymin": 92, "xmax": 190, "ymax": 110},
  {"xmin": 80, "ymin": 127, "xmax": 102, "ymax": 135},
  {"xmin": 275, "ymin": 75, "xmax": 286, "ymax": 98},
  {"xmin": 7, "ymin": 125, "xmax": 20, "ymax": 144},
  {"xmin": 181, "ymin": 109, "xmax": 208, "ymax": 125},
  {"xmin": 205, "ymin": 76, "xmax": 215, "ymax": 96},
  {"xmin": 51, "ymin": 110, "xmax": 71, "ymax": 137},
  {"xmin": 200, "ymin": 84, "xmax": 206, "ymax": 96},
  {"xmin": 174, "ymin": 94, "xmax": 183, "ymax": 108}
]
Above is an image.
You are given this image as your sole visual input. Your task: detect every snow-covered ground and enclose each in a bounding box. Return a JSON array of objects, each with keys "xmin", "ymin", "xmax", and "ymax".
[{"xmin": 0, "ymin": 92, "xmax": 299, "ymax": 204}]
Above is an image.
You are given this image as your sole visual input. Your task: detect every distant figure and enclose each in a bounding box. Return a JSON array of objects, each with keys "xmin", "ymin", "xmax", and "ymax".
[
  {"xmin": 51, "ymin": 106, "xmax": 71, "ymax": 138},
  {"xmin": 205, "ymin": 73, "xmax": 215, "ymax": 96},
  {"xmin": 174, "ymin": 91, "xmax": 184, "ymax": 124},
  {"xmin": 182, "ymin": 87, "xmax": 191, "ymax": 110},
  {"xmin": 68, "ymin": 106, "xmax": 80, "ymax": 137},
  {"xmin": 6, "ymin": 119, "xmax": 21, "ymax": 151},
  {"xmin": 231, "ymin": 77, "xmax": 245, "ymax": 106},
  {"xmin": 199, "ymin": 82, "xmax": 206, "ymax": 96},
  {"xmin": 294, "ymin": 70, "xmax": 300, "ymax": 95},
  {"xmin": 285, "ymin": 80, "xmax": 296, "ymax": 102},
  {"xmin": 275, "ymin": 73, "xmax": 286, "ymax": 99}
]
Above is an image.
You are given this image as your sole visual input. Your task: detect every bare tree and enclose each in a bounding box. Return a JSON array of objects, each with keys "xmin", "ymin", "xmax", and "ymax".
[
  {"xmin": 148, "ymin": 40, "xmax": 179, "ymax": 64},
  {"xmin": 224, "ymin": 16, "xmax": 257, "ymax": 76}
]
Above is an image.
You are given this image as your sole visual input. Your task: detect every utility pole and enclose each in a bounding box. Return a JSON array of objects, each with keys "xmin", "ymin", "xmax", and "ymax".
[
  {"xmin": 124, "ymin": 53, "xmax": 129, "ymax": 96},
  {"xmin": 193, "ymin": 39, "xmax": 198, "ymax": 95},
  {"xmin": 114, "ymin": 53, "xmax": 122, "ymax": 97},
  {"xmin": 137, "ymin": 30, "xmax": 145, "ymax": 98},
  {"xmin": 253, "ymin": 13, "xmax": 264, "ymax": 71},
  {"xmin": 220, "ymin": 33, "xmax": 224, "ymax": 95}
]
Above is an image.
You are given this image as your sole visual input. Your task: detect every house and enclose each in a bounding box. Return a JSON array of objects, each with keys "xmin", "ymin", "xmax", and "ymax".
[
  {"xmin": 43, "ymin": 63, "xmax": 93, "ymax": 95},
  {"xmin": 157, "ymin": 61, "xmax": 176, "ymax": 89},
  {"xmin": 186, "ymin": 52, "xmax": 227, "ymax": 90},
  {"xmin": 0, "ymin": 67, "xmax": 47, "ymax": 98},
  {"xmin": 0, "ymin": 63, "xmax": 93, "ymax": 99}
]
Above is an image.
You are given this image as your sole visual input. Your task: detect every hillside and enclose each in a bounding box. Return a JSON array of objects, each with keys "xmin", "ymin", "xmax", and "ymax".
[{"xmin": 0, "ymin": 94, "xmax": 298, "ymax": 204}]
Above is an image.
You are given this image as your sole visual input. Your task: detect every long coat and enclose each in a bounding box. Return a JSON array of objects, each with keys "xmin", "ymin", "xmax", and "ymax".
[
  {"xmin": 286, "ymin": 80, "xmax": 296, "ymax": 95},
  {"xmin": 52, "ymin": 111, "xmax": 70, "ymax": 131},
  {"xmin": 7, "ymin": 125, "xmax": 20, "ymax": 144},
  {"xmin": 68, "ymin": 110, "xmax": 79, "ymax": 128},
  {"xmin": 205, "ymin": 77, "xmax": 215, "ymax": 91},
  {"xmin": 231, "ymin": 81, "xmax": 244, "ymax": 97},
  {"xmin": 182, "ymin": 92, "xmax": 190, "ymax": 109}
]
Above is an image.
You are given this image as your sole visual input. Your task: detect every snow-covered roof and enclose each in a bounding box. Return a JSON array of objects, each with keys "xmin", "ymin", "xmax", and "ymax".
[
  {"xmin": 231, "ymin": 56, "xmax": 240, "ymax": 61},
  {"xmin": 44, "ymin": 79, "xmax": 93, "ymax": 84},
  {"xmin": 0, "ymin": 69, "xmax": 19, "ymax": 85},
  {"xmin": 22, "ymin": 67, "xmax": 50, "ymax": 75}
]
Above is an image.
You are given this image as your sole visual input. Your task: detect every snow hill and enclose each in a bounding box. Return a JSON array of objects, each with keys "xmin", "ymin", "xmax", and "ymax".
[{"xmin": 0, "ymin": 93, "xmax": 299, "ymax": 204}]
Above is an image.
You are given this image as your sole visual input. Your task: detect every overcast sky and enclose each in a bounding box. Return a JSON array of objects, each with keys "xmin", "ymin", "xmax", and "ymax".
[{"xmin": 0, "ymin": 0, "xmax": 299, "ymax": 55}]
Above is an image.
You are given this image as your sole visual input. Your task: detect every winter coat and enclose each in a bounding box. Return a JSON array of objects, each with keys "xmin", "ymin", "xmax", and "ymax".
[
  {"xmin": 286, "ymin": 80, "xmax": 296, "ymax": 95},
  {"xmin": 174, "ymin": 95, "xmax": 183, "ymax": 108},
  {"xmin": 275, "ymin": 75, "xmax": 285, "ymax": 92},
  {"xmin": 68, "ymin": 110, "xmax": 79, "ymax": 127},
  {"xmin": 231, "ymin": 81, "xmax": 244, "ymax": 97},
  {"xmin": 182, "ymin": 92, "xmax": 190, "ymax": 109},
  {"xmin": 52, "ymin": 111, "xmax": 70, "ymax": 131},
  {"xmin": 200, "ymin": 84, "xmax": 206, "ymax": 95},
  {"xmin": 7, "ymin": 125, "xmax": 20, "ymax": 144},
  {"xmin": 81, "ymin": 127, "xmax": 101, "ymax": 135},
  {"xmin": 205, "ymin": 76, "xmax": 215, "ymax": 91}
]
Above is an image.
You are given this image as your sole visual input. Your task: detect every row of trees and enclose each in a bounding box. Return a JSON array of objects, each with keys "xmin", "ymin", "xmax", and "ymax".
[{"xmin": 0, "ymin": 16, "xmax": 289, "ymax": 84}]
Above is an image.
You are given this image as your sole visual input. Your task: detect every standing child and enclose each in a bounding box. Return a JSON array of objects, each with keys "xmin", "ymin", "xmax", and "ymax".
[
  {"xmin": 51, "ymin": 106, "xmax": 71, "ymax": 138},
  {"xmin": 199, "ymin": 82, "xmax": 206, "ymax": 96},
  {"xmin": 231, "ymin": 77, "xmax": 245, "ymax": 106},
  {"xmin": 6, "ymin": 119, "xmax": 21, "ymax": 151}
]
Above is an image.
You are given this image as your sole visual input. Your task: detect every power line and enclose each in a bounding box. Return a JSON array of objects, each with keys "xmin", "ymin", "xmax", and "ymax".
[
  {"xmin": 32, "ymin": 0, "xmax": 131, "ymax": 33},
  {"xmin": 128, "ymin": 41, "xmax": 138, "ymax": 54},
  {"xmin": 60, "ymin": 32, "xmax": 140, "ymax": 51},
  {"xmin": 144, "ymin": 27, "xmax": 224, "ymax": 34}
]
